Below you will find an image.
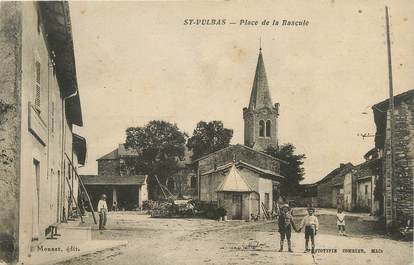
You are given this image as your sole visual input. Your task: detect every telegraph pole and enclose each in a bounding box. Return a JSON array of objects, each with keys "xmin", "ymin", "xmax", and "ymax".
[{"xmin": 385, "ymin": 6, "xmax": 395, "ymax": 228}]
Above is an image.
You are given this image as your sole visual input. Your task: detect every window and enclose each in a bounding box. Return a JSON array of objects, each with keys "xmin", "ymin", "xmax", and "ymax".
[
  {"xmin": 259, "ymin": 120, "xmax": 265, "ymax": 137},
  {"xmin": 365, "ymin": 185, "xmax": 368, "ymax": 195},
  {"xmin": 35, "ymin": 61, "xmax": 41, "ymax": 112},
  {"xmin": 265, "ymin": 120, "xmax": 271, "ymax": 137}
]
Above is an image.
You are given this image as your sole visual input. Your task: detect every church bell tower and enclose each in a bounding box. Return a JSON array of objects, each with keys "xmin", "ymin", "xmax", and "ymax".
[{"xmin": 243, "ymin": 48, "xmax": 279, "ymax": 151}]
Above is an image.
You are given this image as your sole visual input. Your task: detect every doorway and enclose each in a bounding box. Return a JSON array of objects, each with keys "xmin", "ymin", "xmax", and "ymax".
[
  {"xmin": 232, "ymin": 194, "xmax": 242, "ymax": 220},
  {"xmin": 32, "ymin": 159, "xmax": 40, "ymax": 240}
]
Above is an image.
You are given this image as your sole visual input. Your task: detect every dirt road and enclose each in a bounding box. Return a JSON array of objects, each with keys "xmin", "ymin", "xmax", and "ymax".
[{"xmin": 58, "ymin": 212, "xmax": 413, "ymax": 265}]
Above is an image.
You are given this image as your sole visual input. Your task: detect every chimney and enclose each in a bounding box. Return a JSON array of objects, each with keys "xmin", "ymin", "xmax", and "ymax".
[{"xmin": 339, "ymin": 163, "xmax": 346, "ymax": 168}]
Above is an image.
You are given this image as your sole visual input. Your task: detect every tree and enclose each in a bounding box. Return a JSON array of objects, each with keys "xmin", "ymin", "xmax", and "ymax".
[
  {"xmin": 187, "ymin": 121, "xmax": 233, "ymax": 160},
  {"xmin": 265, "ymin": 143, "xmax": 306, "ymax": 197},
  {"xmin": 124, "ymin": 120, "xmax": 187, "ymax": 199}
]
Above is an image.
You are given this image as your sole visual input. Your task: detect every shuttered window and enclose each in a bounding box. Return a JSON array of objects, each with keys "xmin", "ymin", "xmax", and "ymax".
[{"xmin": 35, "ymin": 61, "xmax": 41, "ymax": 112}]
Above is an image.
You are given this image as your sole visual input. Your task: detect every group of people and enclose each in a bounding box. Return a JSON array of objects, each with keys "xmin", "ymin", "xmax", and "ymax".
[
  {"xmin": 97, "ymin": 193, "xmax": 349, "ymax": 252},
  {"xmin": 277, "ymin": 204, "xmax": 346, "ymax": 253}
]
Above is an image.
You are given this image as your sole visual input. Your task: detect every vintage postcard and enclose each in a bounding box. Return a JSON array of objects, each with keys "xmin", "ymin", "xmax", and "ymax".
[{"xmin": 0, "ymin": 1, "xmax": 413, "ymax": 265}]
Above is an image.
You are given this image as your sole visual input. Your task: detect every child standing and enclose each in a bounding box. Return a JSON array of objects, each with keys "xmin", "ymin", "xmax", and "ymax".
[
  {"xmin": 336, "ymin": 208, "xmax": 346, "ymax": 235},
  {"xmin": 298, "ymin": 207, "xmax": 319, "ymax": 253},
  {"xmin": 278, "ymin": 204, "xmax": 296, "ymax": 252}
]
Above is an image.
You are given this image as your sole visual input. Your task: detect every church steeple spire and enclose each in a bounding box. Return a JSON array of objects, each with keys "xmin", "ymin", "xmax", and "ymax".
[
  {"xmin": 243, "ymin": 48, "xmax": 279, "ymax": 151},
  {"xmin": 248, "ymin": 49, "xmax": 274, "ymax": 110}
]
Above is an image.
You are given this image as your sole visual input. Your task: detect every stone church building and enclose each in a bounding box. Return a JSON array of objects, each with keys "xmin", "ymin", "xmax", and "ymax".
[
  {"xmin": 82, "ymin": 49, "xmax": 285, "ymax": 221},
  {"xmin": 195, "ymin": 49, "xmax": 285, "ymax": 220}
]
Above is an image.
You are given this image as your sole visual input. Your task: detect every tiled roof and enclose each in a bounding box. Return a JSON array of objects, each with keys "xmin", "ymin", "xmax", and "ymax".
[
  {"xmin": 201, "ymin": 160, "xmax": 283, "ymax": 180},
  {"xmin": 239, "ymin": 160, "xmax": 284, "ymax": 178},
  {"xmin": 355, "ymin": 158, "xmax": 381, "ymax": 180},
  {"xmin": 193, "ymin": 144, "xmax": 286, "ymax": 164},
  {"xmin": 316, "ymin": 163, "xmax": 354, "ymax": 184},
  {"xmin": 373, "ymin": 89, "xmax": 414, "ymax": 150},
  {"xmin": 372, "ymin": 89, "xmax": 414, "ymax": 111},
  {"xmin": 217, "ymin": 165, "xmax": 253, "ymax": 192},
  {"xmin": 81, "ymin": 175, "xmax": 147, "ymax": 185},
  {"xmin": 118, "ymin": 144, "xmax": 139, "ymax": 157},
  {"xmin": 39, "ymin": 2, "xmax": 82, "ymax": 126},
  {"xmin": 97, "ymin": 148, "xmax": 119, "ymax": 160},
  {"xmin": 97, "ymin": 144, "xmax": 139, "ymax": 161}
]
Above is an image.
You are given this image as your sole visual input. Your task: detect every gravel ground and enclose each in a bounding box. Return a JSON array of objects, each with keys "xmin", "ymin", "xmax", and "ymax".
[{"xmin": 58, "ymin": 212, "xmax": 412, "ymax": 265}]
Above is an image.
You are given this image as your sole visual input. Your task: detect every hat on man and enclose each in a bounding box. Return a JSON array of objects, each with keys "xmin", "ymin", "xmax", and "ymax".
[
  {"xmin": 281, "ymin": 204, "xmax": 290, "ymax": 210},
  {"xmin": 101, "ymin": 194, "xmax": 107, "ymax": 199}
]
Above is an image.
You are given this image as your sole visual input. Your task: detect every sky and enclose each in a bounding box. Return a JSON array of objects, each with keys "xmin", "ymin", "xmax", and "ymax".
[{"xmin": 70, "ymin": 0, "xmax": 414, "ymax": 184}]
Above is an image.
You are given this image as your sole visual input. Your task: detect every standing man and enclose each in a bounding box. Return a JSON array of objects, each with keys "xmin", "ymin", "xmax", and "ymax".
[{"xmin": 97, "ymin": 194, "xmax": 108, "ymax": 230}]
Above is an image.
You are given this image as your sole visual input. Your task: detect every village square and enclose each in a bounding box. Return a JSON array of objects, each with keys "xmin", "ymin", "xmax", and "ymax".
[{"xmin": 0, "ymin": 2, "xmax": 413, "ymax": 265}]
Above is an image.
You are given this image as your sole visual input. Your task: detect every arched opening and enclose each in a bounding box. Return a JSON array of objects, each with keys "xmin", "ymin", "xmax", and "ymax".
[
  {"xmin": 259, "ymin": 120, "xmax": 265, "ymax": 137},
  {"xmin": 266, "ymin": 120, "xmax": 271, "ymax": 137}
]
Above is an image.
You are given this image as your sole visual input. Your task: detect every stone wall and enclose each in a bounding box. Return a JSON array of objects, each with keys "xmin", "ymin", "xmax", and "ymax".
[
  {"xmin": 317, "ymin": 180, "xmax": 333, "ymax": 208},
  {"xmin": 0, "ymin": 2, "xmax": 22, "ymax": 262},
  {"xmin": 98, "ymin": 159, "xmax": 120, "ymax": 176},
  {"xmin": 243, "ymin": 107, "xmax": 278, "ymax": 151},
  {"xmin": 384, "ymin": 97, "xmax": 414, "ymax": 227}
]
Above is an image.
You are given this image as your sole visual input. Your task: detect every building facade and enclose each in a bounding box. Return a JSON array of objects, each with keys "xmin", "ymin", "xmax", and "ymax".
[
  {"xmin": 0, "ymin": 2, "xmax": 86, "ymax": 263},
  {"xmin": 354, "ymin": 154, "xmax": 382, "ymax": 215},
  {"xmin": 373, "ymin": 89, "xmax": 414, "ymax": 229},
  {"xmin": 301, "ymin": 156, "xmax": 382, "ymax": 215},
  {"xmin": 302, "ymin": 89, "xmax": 413, "ymax": 227},
  {"xmin": 81, "ymin": 144, "xmax": 148, "ymax": 210},
  {"xmin": 310, "ymin": 163, "xmax": 354, "ymax": 209},
  {"xmin": 196, "ymin": 145, "xmax": 284, "ymax": 220}
]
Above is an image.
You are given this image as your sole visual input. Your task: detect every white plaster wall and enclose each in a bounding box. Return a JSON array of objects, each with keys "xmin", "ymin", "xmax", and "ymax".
[
  {"xmin": 18, "ymin": 2, "xmax": 76, "ymax": 261},
  {"xmin": 357, "ymin": 178, "xmax": 373, "ymax": 210},
  {"xmin": 19, "ymin": 3, "xmax": 50, "ymax": 259},
  {"xmin": 343, "ymin": 173, "xmax": 353, "ymax": 210},
  {"xmin": 258, "ymin": 177, "xmax": 273, "ymax": 216}
]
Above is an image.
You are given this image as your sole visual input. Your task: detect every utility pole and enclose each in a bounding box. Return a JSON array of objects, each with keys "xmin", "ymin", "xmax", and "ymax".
[{"xmin": 385, "ymin": 5, "xmax": 395, "ymax": 228}]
